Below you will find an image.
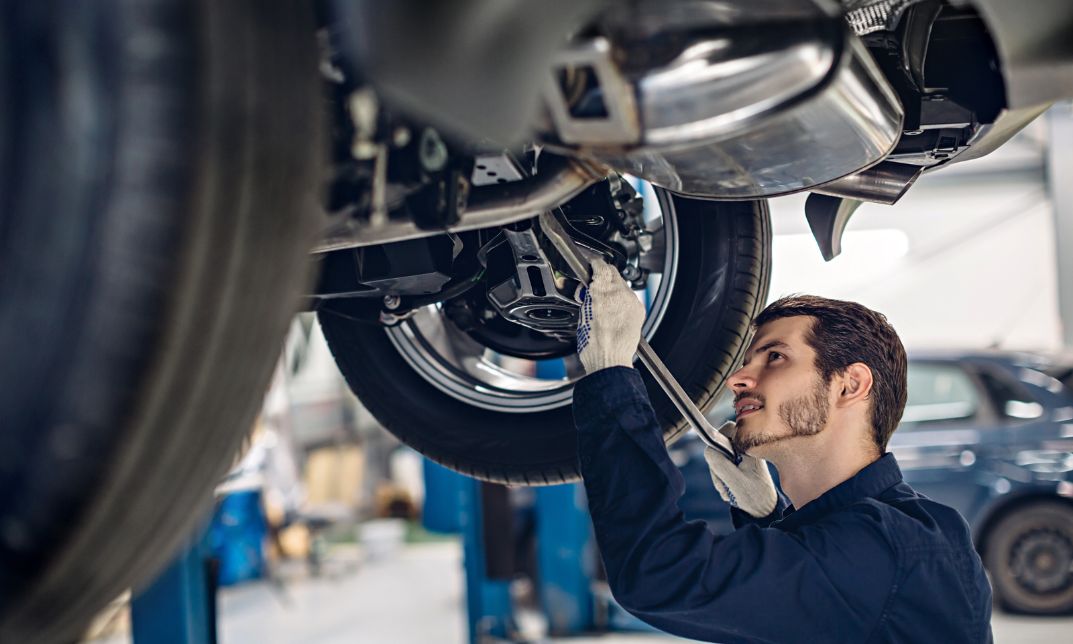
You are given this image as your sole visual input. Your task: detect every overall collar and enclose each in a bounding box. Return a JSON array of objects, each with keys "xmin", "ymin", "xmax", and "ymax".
[{"xmin": 775, "ymin": 452, "xmax": 904, "ymax": 529}]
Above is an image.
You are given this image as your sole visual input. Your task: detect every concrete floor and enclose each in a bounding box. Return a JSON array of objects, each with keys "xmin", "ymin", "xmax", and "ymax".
[
  {"xmin": 86, "ymin": 540, "xmax": 1072, "ymax": 643},
  {"xmin": 207, "ymin": 541, "xmax": 1073, "ymax": 644}
]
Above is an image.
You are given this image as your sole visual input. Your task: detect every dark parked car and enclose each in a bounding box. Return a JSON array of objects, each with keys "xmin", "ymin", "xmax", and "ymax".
[
  {"xmin": 675, "ymin": 350, "xmax": 1073, "ymax": 615},
  {"xmin": 891, "ymin": 350, "xmax": 1073, "ymax": 615}
]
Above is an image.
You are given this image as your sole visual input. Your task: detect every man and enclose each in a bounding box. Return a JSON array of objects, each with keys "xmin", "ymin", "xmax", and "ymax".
[{"xmin": 572, "ymin": 261, "xmax": 993, "ymax": 643}]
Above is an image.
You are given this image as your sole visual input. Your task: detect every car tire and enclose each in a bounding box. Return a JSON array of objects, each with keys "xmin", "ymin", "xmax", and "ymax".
[
  {"xmin": 984, "ymin": 500, "xmax": 1073, "ymax": 615},
  {"xmin": 0, "ymin": 1, "xmax": 322, "ymax": 641},
  {"xmin": 319, "ymin": 195, "xmax": 771, "ymax": 485}
]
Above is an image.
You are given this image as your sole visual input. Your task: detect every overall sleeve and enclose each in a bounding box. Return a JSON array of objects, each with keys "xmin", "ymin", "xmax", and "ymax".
[{"xmin": 573, "ymin": 367, "xmax": 896, "ymax": 644}]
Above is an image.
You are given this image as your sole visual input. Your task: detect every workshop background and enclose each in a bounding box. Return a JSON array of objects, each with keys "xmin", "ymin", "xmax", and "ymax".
[{"xmin": 83, "ymin": 106, "xmax": 1073, "ymax": 644}]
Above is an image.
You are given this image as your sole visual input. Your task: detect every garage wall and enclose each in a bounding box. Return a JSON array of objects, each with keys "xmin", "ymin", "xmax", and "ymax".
[{"xmin": 765, "ymin": 126, "xmax": 1060, "ymax": 352}]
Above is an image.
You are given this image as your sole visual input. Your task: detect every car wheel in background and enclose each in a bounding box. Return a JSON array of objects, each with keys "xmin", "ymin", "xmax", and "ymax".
[
  {"xmin": 0, "ymin": 1, "xmax": 323, "ymax": 641},
  {"xmin": 985, "ymin": 500, "xmax": 1073, "ymax": 615}
]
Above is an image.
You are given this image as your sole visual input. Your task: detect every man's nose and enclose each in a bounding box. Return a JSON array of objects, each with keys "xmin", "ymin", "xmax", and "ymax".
[{"xmin": 727, "ymin": 365, "xmax": 756, "ymax": 390}]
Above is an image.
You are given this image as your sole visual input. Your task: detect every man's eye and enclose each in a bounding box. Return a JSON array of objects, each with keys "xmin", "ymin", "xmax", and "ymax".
[{"xmin": 768, "ymin": 351, "xmax": 783, "ymax": 362}]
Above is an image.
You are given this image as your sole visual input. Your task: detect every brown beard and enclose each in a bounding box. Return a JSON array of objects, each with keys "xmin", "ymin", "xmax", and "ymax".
[{"xmin": 732, "ymin": 377, "xmax": 829, "ymax": 454}]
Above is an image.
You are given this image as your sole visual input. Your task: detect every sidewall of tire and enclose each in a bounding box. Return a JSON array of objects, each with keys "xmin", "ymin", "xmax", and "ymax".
[{"xmin": 0, "ymin": 1, "xmax": 324, "ymax": 641}]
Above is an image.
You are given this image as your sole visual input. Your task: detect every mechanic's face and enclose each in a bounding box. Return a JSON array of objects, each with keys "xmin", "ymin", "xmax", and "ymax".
[{"xmin": 725, "ymin": 316, "xmax": 832, "ymax": 457}]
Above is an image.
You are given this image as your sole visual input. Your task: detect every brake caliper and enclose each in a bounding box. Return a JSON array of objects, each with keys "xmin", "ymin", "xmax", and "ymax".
[{"xmin": 558, "ymin": 175, "xmax": 651, "ymax": 288}]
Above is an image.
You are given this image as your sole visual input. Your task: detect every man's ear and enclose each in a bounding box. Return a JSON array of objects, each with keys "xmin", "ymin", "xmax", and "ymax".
[{"xmin": 837, "ymin": 362, "xmax": 874, "ymax": 407}]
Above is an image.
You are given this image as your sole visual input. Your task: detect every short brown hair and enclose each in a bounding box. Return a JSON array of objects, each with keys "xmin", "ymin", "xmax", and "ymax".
[{"xmin": 754, "ymin": 295, "xmax": 908, "ymax": 451}]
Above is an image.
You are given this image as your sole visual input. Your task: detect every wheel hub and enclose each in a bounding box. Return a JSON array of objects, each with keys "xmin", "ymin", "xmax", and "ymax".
[
  {"xmin": 485, "ymin": 227, "xmax": 584, "ymax": 343},
  {"xmin": 524, "ymin": 306, "xmax": 573, "ymax": 322},
  {"xmin": 1011, "ymin": 529, "xmax": 1073, "ymax": 594}
]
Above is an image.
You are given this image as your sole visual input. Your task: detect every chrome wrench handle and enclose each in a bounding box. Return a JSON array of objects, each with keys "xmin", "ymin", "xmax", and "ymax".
[
  {"xmin": 635, "ymin": 341, "xmax": 740, "ymax": 463},
  {"xmin": 538, "ymin": 212, "xmax": 740, "ymax": 464}
]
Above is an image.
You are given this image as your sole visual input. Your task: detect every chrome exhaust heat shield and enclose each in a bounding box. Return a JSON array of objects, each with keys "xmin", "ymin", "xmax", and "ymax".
[{"xmin": 540, "ymin": 0, "xmax": 904, "ymax": 199}]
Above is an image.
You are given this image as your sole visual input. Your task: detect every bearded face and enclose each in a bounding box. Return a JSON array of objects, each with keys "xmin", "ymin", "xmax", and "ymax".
[{"xmin": 732, "ymin": 373, "xmax": 830, "ymax": 455}]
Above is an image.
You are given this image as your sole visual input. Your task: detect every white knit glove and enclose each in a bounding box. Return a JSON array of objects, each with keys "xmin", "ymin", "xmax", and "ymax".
[
  {"xmin": 703, "ymin": 421, "xmax": 778, "ymax": 518},
  {"xmin": 576, "ymin": 260, "xmax": 645, "ymax": 374}
]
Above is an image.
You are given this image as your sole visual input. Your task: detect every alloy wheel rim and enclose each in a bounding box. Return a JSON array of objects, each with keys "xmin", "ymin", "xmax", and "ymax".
[{"xmin": 1010, "ymin": 527, "xmax": 1073, "ymax": 595}]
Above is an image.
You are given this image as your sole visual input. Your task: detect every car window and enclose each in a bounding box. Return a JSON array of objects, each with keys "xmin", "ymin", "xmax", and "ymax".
[
  {"xmin": 1046, "ymin": 365, "xmax": 1073, "ymax": 394},
  {"xmin": 901, "ymin": 363, "xmax": 979, "ymax": 426},
  {"xmin": 976, "ymin": 368, "xmax": 1044, "ymax": 420}
]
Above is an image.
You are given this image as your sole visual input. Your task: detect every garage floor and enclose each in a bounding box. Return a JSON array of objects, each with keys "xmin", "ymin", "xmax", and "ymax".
[
  {"xmin": 87, "ymin": 540, "xmax": 1072, "ymax": 643},
  {"xmin": 213, "ymin": 541, "xmax": 1068, "ymax": 644}
]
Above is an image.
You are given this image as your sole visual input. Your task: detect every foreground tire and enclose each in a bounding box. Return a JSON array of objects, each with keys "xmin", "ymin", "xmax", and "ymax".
[
  {"xmin": 0, "ymin": 1, "xmax": 323, "ymax": 641},
  {"xmin": 320, "ymin": 194, "xmax": 771, "ymax": 485},
  {"xmin": 985, "ymin": 501, "xmax": 1073, "ymax": 615}
]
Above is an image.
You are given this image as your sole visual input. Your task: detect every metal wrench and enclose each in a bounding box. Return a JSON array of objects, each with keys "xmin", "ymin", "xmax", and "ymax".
[{"xmin": 538, "ymin": 212, "xmax": 741, "ymax": 463}]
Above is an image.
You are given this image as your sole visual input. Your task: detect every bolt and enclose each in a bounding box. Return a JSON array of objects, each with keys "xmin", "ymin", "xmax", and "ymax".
[
  {"xmin": 622, "ymin": 264, "xmax": 641, "ymax": 281},
  {"xmin": 419, "ymin": 128, "xmax": 448, "ymax": 172},
  {"xmin": 347, "ymin": 89, "xmax": 378, "ymax": 136},
  {"xmin": 383, "ymin": 294, "xmax": 401, "ymax": 310},
  {"xmin": 380, "ymin": 309, "xmax": 417, "ymax": 326},
  {"xmin": 393, "ymin": 126, "xmax": 412, "ymax": 148},
  {"xmin": 351, "ymin": 140, "xmax": 379, "ymax": 160}
]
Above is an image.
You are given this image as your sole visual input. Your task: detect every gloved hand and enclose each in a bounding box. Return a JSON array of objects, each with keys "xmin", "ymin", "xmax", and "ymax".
[
  {"xmin": 703, "ymin": 421, "xmax": 779, "ymax": 518},
  {"xmin": 576, "ymin": 260, "xmax": 646, "ymax": 374}
]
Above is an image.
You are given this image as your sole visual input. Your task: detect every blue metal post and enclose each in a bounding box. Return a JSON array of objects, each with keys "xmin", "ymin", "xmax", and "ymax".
[
  {"xmin": 131, "ymin": 527, "xmax": 216, "ymax": 644},
  {"xmin": 532, "ymin": 357, "xmax": 596, "ymax": 635},
  {"xmin": 534, "ymin": 483, "xmax": 596, "ymax": 635},
  {"xmin": 459, "ymin": 477, "xmax": 515, "ymax": 644},
  {"xmin": 422, "ymin": 457, "xmax": 466, "ymax": 534}
]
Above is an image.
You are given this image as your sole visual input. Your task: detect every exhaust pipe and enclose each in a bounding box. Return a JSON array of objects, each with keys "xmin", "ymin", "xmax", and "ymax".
[{"xmin": 813, "ymin": 161, "xmax": 923, "ymax": 205}]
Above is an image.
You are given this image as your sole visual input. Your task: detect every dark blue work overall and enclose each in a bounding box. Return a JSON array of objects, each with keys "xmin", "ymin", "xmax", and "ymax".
[{"xmin": 573, "ymin": 367, "xmax": 993, "ymax": 643}]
